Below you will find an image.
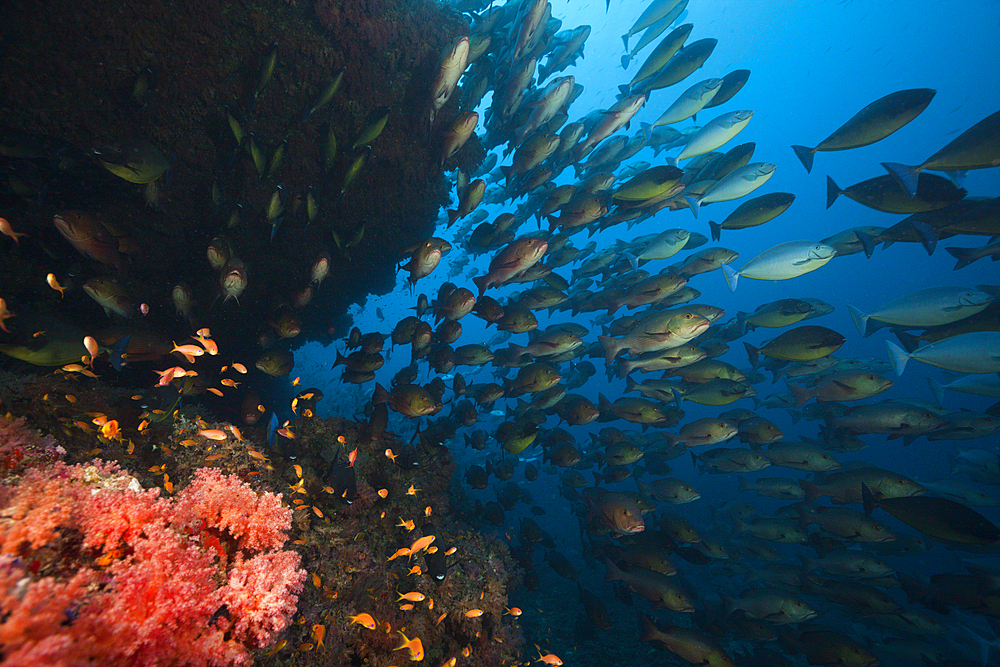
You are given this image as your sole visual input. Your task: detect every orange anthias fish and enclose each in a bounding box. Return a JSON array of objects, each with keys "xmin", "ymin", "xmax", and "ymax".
[
  {"xmin": 0, "ymin": 298, "xmax": 14, "ymax": 333},
  {"xmin": 46, "ymin": 273, "xmax": 66, "ymax": 298},
  {"xmin": 535, "ymin": 646, "xmax": 563, "ymax": 666},
  {"xmin": 311, "ymin": 624, "xmax": 325, "ymax": 649},
  {"xmin": 347, "ymin": 613, "xmax": 378, "ymax": 630},
  {"xmin": 0, "ymin": 217, "xmax": 28, "ymax": 244},
  {"xmin": 394, "ymin": 631, "xmax": 425, "ymax": 661},
  {"xmin": 408, "ymin": 535, "xmax": 435, "ymax": 556},
  {"xmin": 397, "ymin": 591, "xmax": 426, "ymax": 603}
]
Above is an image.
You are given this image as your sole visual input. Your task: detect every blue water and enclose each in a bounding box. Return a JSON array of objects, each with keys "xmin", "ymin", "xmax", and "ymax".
[{"xmin": 292, "ymin": 1, "xmax": 1000, "ymax": 663}]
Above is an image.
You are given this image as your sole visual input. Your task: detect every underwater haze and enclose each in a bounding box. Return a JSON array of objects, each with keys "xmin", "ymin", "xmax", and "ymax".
[{"xmin": 1, "ymin": 0, "xmax": 1000, "ymax": 665}]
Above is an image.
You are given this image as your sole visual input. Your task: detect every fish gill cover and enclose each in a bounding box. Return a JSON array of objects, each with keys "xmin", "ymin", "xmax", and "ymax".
[{"xmin": 0, "ymin": 0, "xmax": 999, "ymax": 666}]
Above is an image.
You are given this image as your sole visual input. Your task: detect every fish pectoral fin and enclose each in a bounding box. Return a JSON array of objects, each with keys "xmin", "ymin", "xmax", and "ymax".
[{"xmin": 832, "ymin": 380, "xmax": 856, "ymax": 393}]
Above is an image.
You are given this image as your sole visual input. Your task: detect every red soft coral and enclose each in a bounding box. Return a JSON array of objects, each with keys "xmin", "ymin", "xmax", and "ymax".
[{"xmin": 0, "ymin": 460, "xmax": 304, "ymax": 667}]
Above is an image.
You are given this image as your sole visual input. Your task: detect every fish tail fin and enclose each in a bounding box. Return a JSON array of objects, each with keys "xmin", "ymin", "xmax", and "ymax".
[
  {"xmin": 927, "ymin": 376, "xmax": 945, "ymax": 405},
  {"xmin": 598, "ymin": 335, "xmax": 622, "ymax": 365},
  {"xmin": 598, "ymin": 392, "xmax": 612, "ymax": 412},
  {"xmin": 785, "ymin": 408, "xmax": 803, "ymax": 424},
  {"xmin": 670, "ymin": 388, "xmax": 683, "ymax": 407},
  {"xmin": 621, "ymin": 54, "xmax": 630, "ymax": 70},
  {"xmin": 847, "ymin": 305, "xmax": 868, "ymax": 336},
  {"xmin": 472, "ymin": 274, "xmax": 489, "ymax": 296},
  {"xmin": 800, "ymin": 480, "xmax": 822, "ymax": 503},
  {"xmin": 905, "ymin": 220, "xmax": 937, "ymax": 256},
  {"xmin": 743, "ymin": 341, "xmax": 760, "ymax": 368},
  {"xmin": 446, "ymin": 209, "xmax": 460, "ymax": 227},
  {"xmin": 603, "ymin": 555, "xmax": 623, "ymax": 582},
  {"xmin": 722, "ymin": 263, "xmax": 738, "ymax": 291},
  {"xmin": 861, "ymin": 482, "xmax": 876, "ymax": 516},
  {"xmin": 885, "ymin": 340, "xmax": 910, "ymax": 376},
  {"xmin": 881, "ymin": 161, "xmax": 920, "ymax": 198},
  {"xmin": 708, "ymin": 219, "xmax": 722, "ymax": 242},
  {"xmin": 791, "ymin": 145, "xmax": 814, "ymax": 173},
  {"xmin": 621, "ymin": 34, "xmax": 629, "ymax": 52},
  {"xmin": 825, "ymin": 175, "xmax": 842, "ymax": 209},
  {"xmin": 736, "ymin": 311, "xmax": 748, "ymax": 335},
  {"xmin": 507, "ymin": 342, "xmax": 526, "ymax": 358},
  {"xmin": 736, "ymin": 476, "xmax": 748, "ymax": 493},
  {"xmin": 857, "ymin": 230, "xmax": 879, "ymax": 258},
  {"xmin": 946, "ymin": 245, "xmax": 977, "ymax": 270},
  {"xmin": 788, "ymin": 382, "xmax": 811, "ymax": 409},
  {"xmin": 627, "ymin": 253, "xmax": 640, "ymax": 272},
  {"xmin": 685, "ymin": 195, "xmax": 700, "ymax": 219},
  {"xmin": 640, "ymin": 122, "xmax": 652, "ymax": 143},
  {"xmin": 372, "ymin": 382, "xmax": 390, "ymax": 405},
  {"xmin": 624, "ymin": 375, "xmax": 639, "ymax": 393},
  {"xmin": 894, "ymin": 330, "xmax": 920, "ymax": 353}
]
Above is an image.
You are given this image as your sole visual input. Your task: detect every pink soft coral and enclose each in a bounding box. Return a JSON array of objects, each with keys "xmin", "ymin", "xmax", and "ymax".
[
  {"xmin": 0, "ymin": 461, "xmax": 305, "ymax": 667},
  {"xmin": 0, "ymin": 414, "xmax": 64, "ymax": 473}
]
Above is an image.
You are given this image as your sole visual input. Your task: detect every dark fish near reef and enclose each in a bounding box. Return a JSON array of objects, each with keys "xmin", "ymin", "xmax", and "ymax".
[{"xmin": 863, "ymin": 482, "xmax": 1000, "ymax": 545}]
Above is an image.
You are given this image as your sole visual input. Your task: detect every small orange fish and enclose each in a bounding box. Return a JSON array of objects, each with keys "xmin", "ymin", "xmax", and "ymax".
[
  {"xmin": 232, "ymin": 362, "xmax": 248, "ymax": 374},
  {"xmin": 226, "ymin": 425, "xmax": 243, "ymax": 441},
  {"xmin": 464, "ymin": 609, "xmax": 484, "ymax": 618},
  {"xmin": 172, "ymin": 342, "xmax": 205, "ymax": 363},
  {"xmin": 397, "ymin": 591, "xmax": 425, "ymax": 603},
  {"xmin": 441, "ymin": 658, "xmax": 457, "ymax": 667},
  {"xmin": 312, "ymin": 506, "xmax": 324, "ymax": 517},
  {"xmin": 193, "ymin": 329, "xmax": 218, "ymax": 355},
  {"xmin": 46, "ymin": 274, "xmax": 66, "ymax": 298},
  {"xmin": 277, "ymin": 427, "xmax": 297, "ymax": 439},
  {"xmin": 199, "ymin": 429, "xmax": 227, "ymax": 441},
  {"xmin": 311, "ymin": 623, "xmax": 326, "ymax": 649},
  {"xmin": 347, "ymin": 613, "xmax": 377, "ymax": 630},
  {"xmin": 65, "ymin": 394, "xmax": 77, "ymax": 403},
  {"xmin": 436, "ymin": 612, "xmax": 448, "ymax": 626},
  {"xmin": 293, "ymin": 464, "xmax": 303, "ymax": 478},
  {"xmin": 445, "ymin": 547, "xmax": 457, "ymax": 556},
  {"xmin": 178, "ymin": 439, "xmax": 198, "ymax": 447},
  {"xmin": 347, "ymin": 447, "xmax": 358, "ymax": 467},
  {"xmin": 83, "ymin": 336, "xmax": 99, "ymax": 364},
  {"xmin": 388, "ymin": 548, "xmax": 411, "ymax": 562},
  {"xmin": 0, "ymin": 299, "xmax": 13, "ymax": 333},
  {"xmin": 504, "ymin": 607, "xmax": 522, "ymax": 617},
  {"xmin": 221, "ymin": 378, "xmax": 240, "ymax": 388},
  {"xmin": 407, "ymin": 485, "xmax": 420, "ymax": 496},
  {"xmin": 292, "ymin": 376, "xmax": 301, "ymax": 386},
  {"xmin": 312, "ymin": 573, "xmax": 322, "ymax": 588},
  {"xmin": 0, "ymin": 217, "xmax": 27, "ymax": 244},
  {"xmin": 425, "ymin": 506, "xmax": 433, "ymax": 517},
  {"xmin": 385, "ymin": 448, "xmax": 398, "ymax": 462},
  {"xmin": 535, "ymin": 646, "xmax": 563, "ymax": 666},
  {"xmin": 408, "ymin": 535, "xmax": 435, "ymax": 556},
  {"xmin": 378, "ymin": 489, "xmax": 389, "ymax": 498},
  {"xmin": 204, "ymin": 454, "xmax": 226, "ymax": 462},
  {"xmin": 247, "ymin": 449, "xmax": 268, "ymax": 462},
  {"xmin": 462, "ymin": 647, "xmax": 471, "ymax": 658},
  {"xmin": 399, "ymin": 603, "xmax": 414, "ymax": 611},
  {"xmin": 394, "ymin": 631, "xmax": 425, "ymax": 662},
  {"xmin": 407, "ymin": 565, "xmax": 422, "ymax": 575},
  {"xmin": 397, "ymin": 518, "xmax": 416, "ymax": 532},
  {"xmin": 100, "ymin": 420, "xmax": 120, "ymax": 441},
  {"xmin": 206, "ymin": 387, "xmax": 224, "ymax": 397}
]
